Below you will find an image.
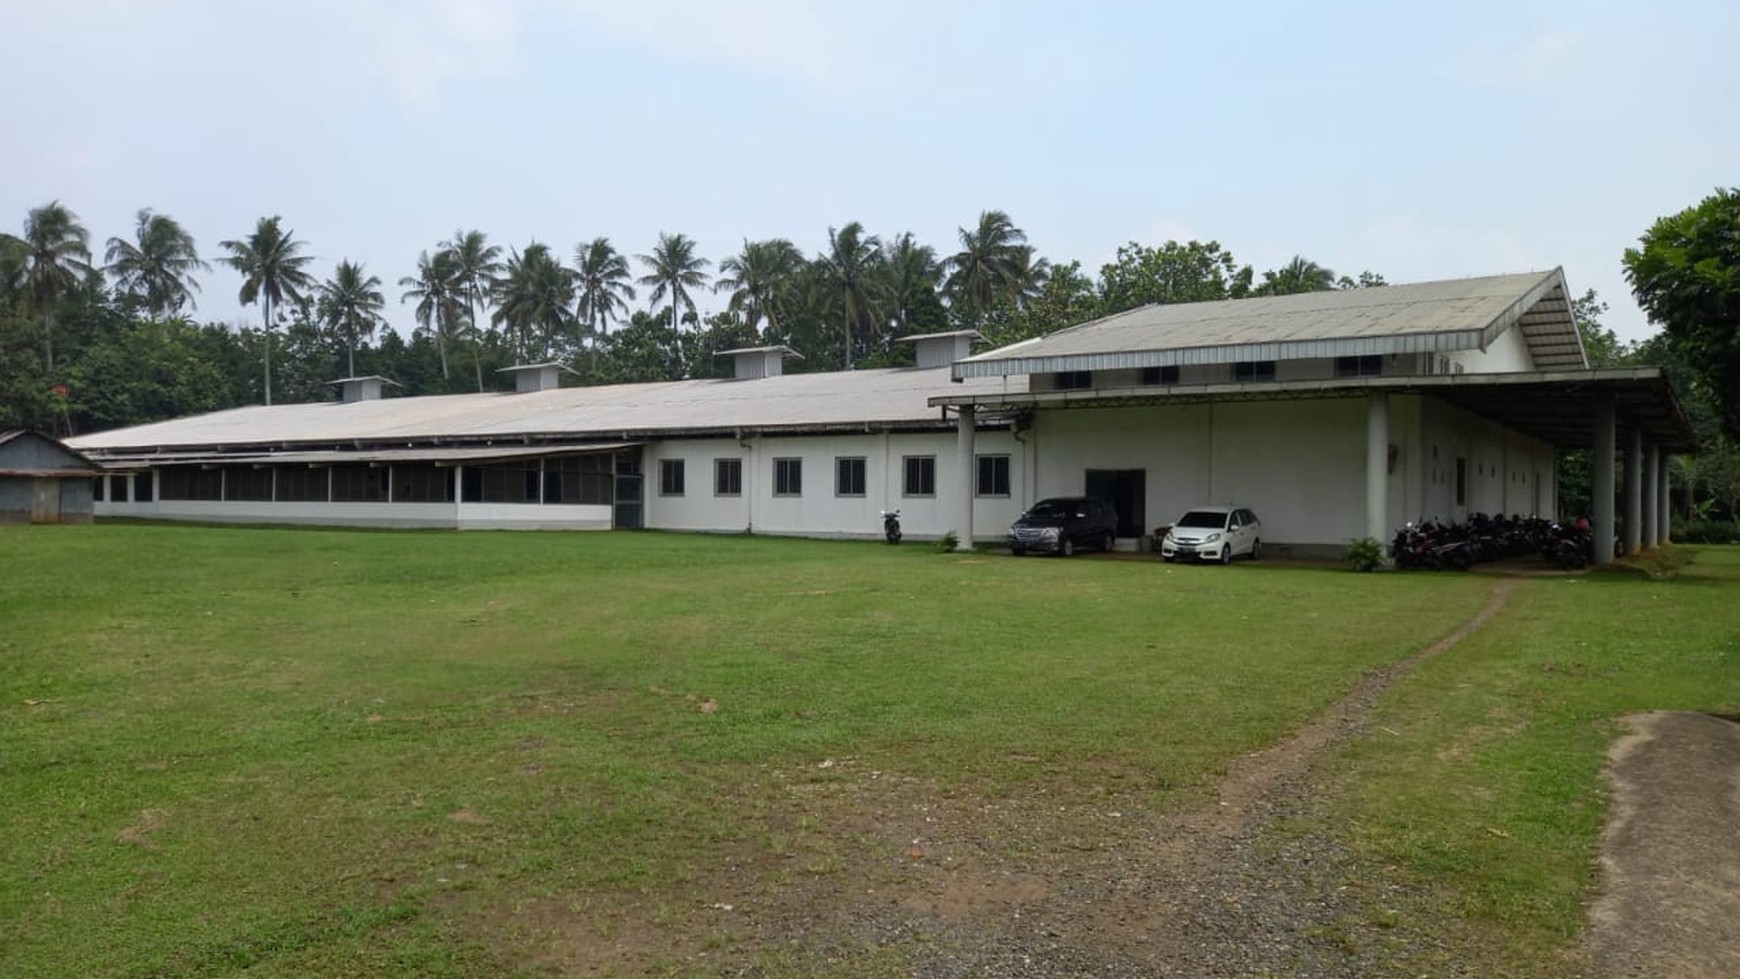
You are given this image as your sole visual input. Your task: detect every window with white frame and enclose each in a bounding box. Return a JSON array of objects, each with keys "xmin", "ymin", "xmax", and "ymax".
[
  {"xmin": 714, "ymin": 458, "xmax": 742, "ymax": 496},
  {"xmin": 835, "ymin": 456, "xmax": 866, "ymax": 497},
  {"xmin": 903, "ymin": 455, "xmax": 936, "ymax": 497},
  {"xmin": 976, "ymin": 454, "xmax": 1010, "ymax": 497},
  {"xmin": 659, "ymin": 458, "xmax": 685, "ymax": 496}
]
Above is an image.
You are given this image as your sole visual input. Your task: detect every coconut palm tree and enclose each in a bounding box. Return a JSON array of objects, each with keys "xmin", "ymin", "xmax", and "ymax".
[
  {"xmin": 1254, "ymin": 255, "xmax": 1337, "ymax": 296},
  {"xmin": 714, "ymin": 238, "xmax": 802, "ymax": 337},
  {"xmin": 0, "ymin": 201, "xmax": 95, "ymax": 374},
  {"xmin": 492, "ymin": 242, "xmax": 575, "ymax": 362},
  {"xmin": 399, "ymin": 250, "xmax": 466, "ymax": 379},
  {"xmin": 439, "ymin": 229, "xmax": 502, "ymax": 390},
  {"xmin": 814, "ymin": 222, "xmax": 888, "ymax": 370},
  {"xmin": 636, "ymin": 232, "xmax": 710, "ymax": 332},
  {"xmin": 882, "ymin": 232, "xmax": 940, "ymax": 335},
  {"xmin": 103, "ymin": 208, "xmax": 209, "ymax": 316},
  {"xmin": 218, "ymin": 216, "xmax": 316, "ymax": 405},
  {"xmin": 573, "ymin": 237, "xmax": 636, "ymax": 369},
  {"xmin": 319, "ymin": 260, "xmax": 385, "ymax": 377},
  {"xmin": 942, "ymin": 209, "xmax": 1030, "ymax": 326}
]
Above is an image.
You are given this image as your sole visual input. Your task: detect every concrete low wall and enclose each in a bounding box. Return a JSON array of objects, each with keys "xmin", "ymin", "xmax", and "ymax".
[{"xmin": 94, "ymin": 498, "xmax": 612, "ymax": 531}]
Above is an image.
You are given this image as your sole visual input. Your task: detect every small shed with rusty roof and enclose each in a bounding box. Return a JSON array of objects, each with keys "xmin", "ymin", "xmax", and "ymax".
[{"xmin": 0, "ymin": 430, "xmax": 105, "ymax": 524}]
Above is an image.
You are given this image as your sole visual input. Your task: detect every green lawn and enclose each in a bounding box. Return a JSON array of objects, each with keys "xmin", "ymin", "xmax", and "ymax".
[{"xmin": 1, "ymin": 525, "xmax": 1733, "ymax": 977}]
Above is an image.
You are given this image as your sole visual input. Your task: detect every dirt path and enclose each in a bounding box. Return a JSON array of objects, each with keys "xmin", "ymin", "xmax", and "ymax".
[
  {"xmin": 1587, "ymin": 711, "xmax": 1740, "ymax": 979},
  {"xmin": 526, "ymin": 581, "xmax": 1521, "ymax": 977}
]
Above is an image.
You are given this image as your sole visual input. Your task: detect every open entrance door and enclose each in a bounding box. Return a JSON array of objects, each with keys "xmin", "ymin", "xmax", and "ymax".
[{"xmin": 1085, "ymin": 469, "xmax": 1145, "ymax": 538}]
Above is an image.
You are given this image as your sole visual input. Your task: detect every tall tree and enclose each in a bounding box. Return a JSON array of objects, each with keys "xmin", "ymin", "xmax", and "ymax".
[
  {"xmin": 218, "ymin": 216, "xmax": 315, "ymax": 405},
  {"xmin": 439, "ymin": 229, "xmax": 502, "ymax": 391},
  {"xmin": 1252, "ymin": 255, "xmax": 1336, "ymax": 296},
  {"xmin": 0, "ymin": 201, "xmax": 95, "ymax": 374},
  {"xmin": 399, "ymin": 250, "xmax": 465, "ymax": 380},
  {"xmin": 636, "ymin": 232, "xmax": 711, "ymax": 333},
  {"xmin": 942, "ymin": 210, "xmax": 1030, "ymax": 325},
  {"xmin": 319, "ymin": 260, "xmax": 385, "ymax": 378},
  {"xmin": 814, "ymin": 222, "xmax": 888, "ymax": 370},
  {"xmin": 882, "ymin": 232, "xmax": 941, "ymax": 335},
  {"xmin": 103, "ymin": 208, "xmax": 209, "ymax": 316},
  {"xmin": 493, "ymin": 242, "xmax": 575, "ymax": 363},
  {"xmin": 714, "ymin": 238, "xmax": 802, "ymax": 336},
  {"xmin": 573, "ymin": 237, "xmax": 636, "ymax": 371},
  {"xmin": 1624, "ymin": 187, "xmax": 1740, "ymax": 440}
]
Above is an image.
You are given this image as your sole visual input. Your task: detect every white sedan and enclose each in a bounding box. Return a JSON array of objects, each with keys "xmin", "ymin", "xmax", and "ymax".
[{"xmin": 1160, "ymin": 506, "xmax": 1262, "ymax": 564}]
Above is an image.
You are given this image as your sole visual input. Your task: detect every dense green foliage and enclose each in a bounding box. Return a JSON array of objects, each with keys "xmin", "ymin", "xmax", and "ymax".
[{"xmin": 1623, "ymin": 187, "xmax": 1740, "ymax": 441}]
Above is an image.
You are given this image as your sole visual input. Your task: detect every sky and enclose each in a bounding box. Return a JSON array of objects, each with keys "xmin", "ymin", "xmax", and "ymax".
[{"xmin": 2, "ymin": 0, "xmax": 1735, "ymax": 343}]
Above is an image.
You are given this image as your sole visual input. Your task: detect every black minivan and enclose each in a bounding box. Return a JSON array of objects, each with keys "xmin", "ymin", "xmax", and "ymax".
[{"xmin": 1007, "ymin": 497, "xmax": 1120, "ymax": 556}]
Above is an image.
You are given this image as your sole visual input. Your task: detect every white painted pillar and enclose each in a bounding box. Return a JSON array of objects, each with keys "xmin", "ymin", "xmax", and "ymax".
[
  {"xmin": 1658, "ymin": 454, "xmax": 1672, "ymax": 544},
  {"xmin": 1592, "ymin": 399, "xmax": 1616, "ymax": 565},
  {"xmin": 1623, "ymin": 425, "xmax": 1643, "ymax": 556},
  {"xmin": 1366, "ymin": 393, "xmax": 1389, "ymax": 544},
  {"xmin": 1642, "ymin": 443, "xmax": 1659, "ymax": 551},
  {"xmin": 956, "ymin": 405, "xmax": 976, "ymax": 550}
]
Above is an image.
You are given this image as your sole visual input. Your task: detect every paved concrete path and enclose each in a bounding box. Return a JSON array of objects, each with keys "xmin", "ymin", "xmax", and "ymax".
[{"xmin": 1589, "ymin": 711, "xmax": 1740, "ymax": 978}]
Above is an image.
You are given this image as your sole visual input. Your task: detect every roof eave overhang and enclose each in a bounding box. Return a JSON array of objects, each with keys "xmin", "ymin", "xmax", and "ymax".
[{"xmin": 950, "ymin": 329, "xmax": 1489, "ymax": 381}]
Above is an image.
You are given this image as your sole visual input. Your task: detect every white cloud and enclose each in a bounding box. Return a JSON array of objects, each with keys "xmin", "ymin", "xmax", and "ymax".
[{"xmin": 558, "ymin": 0, "xmax": 853, "ymax": 88}]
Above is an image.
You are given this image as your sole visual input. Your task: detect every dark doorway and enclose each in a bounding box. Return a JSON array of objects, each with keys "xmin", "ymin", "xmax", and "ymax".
[
  {"xmin": 1085, "ymin": 468, "xmax": 1145, "ymax": 538},
  {"xmin": 613, "ymin": 448, "xmax": 643, "ymax": 529}
]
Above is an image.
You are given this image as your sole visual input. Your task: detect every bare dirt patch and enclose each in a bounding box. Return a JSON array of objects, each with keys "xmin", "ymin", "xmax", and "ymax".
[{"xmin": 1587, "ymin": 711, "xmax": 1740, "ymax": 978}]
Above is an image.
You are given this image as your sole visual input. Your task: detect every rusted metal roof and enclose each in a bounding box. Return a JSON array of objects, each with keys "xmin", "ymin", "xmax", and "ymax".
[{"xmin": 952, "ymin": 270, "xmax": 1586, "ymax": 379}]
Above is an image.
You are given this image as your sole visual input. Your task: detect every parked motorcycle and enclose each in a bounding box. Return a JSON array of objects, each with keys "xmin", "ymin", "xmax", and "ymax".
[{"xmin": 881, "ymin": 509, "xmax": 902, "ymax": 545}]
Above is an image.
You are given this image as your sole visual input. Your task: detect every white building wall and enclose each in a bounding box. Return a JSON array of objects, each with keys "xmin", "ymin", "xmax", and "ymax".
[
  {"xmin": 642, "ymin": 429, "xmax": 1028, "ymax": 540},
  {"xmin": 1033, "ymin": 400, "xmax": 1379, "ymax": 548},
  {"xmin": 1446, "ymin": 324, "xmax": 1535, "ymax": 374},
  {"xmin": 1418, "ymin": 399, "xmax": 1557, "ymax": 523}
]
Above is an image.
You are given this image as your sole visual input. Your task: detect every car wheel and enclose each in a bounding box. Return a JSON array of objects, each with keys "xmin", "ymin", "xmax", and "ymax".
[
  {"xmin": 1218, "ymin": 545, "xmax": 1232, "ymax": 566},
  {"xmin": 1101, "ymin": 532, "xmax": 1115, "ymax": 553},
  {"xmin": 1060, "ymin": 537, "xmax": 1075, "ymax": 557},
  {"xmin": 1249, "ymin": 538, "xmax": 1261, "ymax": 561},
  {"xmin": 1162, "ymin": 555, "xmax": 1175, "ymax": 563}
]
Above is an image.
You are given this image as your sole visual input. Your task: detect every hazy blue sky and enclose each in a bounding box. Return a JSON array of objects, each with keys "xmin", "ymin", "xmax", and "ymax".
[{"xmin": 3, "ymin": 0, "xmax": 1734, "ymax": 341}]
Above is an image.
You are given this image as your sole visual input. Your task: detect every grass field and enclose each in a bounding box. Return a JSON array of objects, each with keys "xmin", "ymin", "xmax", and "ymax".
[{"xmin": 2, "ymin": 525, "xmax": 1734, "ymax": 977}]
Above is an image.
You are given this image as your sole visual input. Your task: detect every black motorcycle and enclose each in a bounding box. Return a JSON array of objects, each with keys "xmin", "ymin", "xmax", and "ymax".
[{"xmin": 881, "ymin": 509, "xmax": 902, "ymax": 545}]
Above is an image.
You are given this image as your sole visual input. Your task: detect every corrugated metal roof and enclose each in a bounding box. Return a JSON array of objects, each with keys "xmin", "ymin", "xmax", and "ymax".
[
  {"xmin": 92, "ymin": 443, "xmax": 640, "ymax": 468},
  {"xmin": 953, "ymin": 270, "xmax": 1586, "ymax": 378},
  {"xmin": 67, "ymin": 368, "xmax": 1026, "ymax": 453}
]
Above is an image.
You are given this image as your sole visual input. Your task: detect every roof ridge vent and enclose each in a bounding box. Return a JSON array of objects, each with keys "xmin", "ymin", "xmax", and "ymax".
[
  {"xmin": 330, "ymin": 375, "xmax": 399, "ymax": 403},
  {"xmin": 496, "ymin": 362, "xmax": 575, "ymax": 393},
  {"xmin": 898, "ymin": 330, "xmax": 981, "ymax": 369},
  {"xmin": 715, "ymin": 345, "xmax": 801, "ymax": 380}
]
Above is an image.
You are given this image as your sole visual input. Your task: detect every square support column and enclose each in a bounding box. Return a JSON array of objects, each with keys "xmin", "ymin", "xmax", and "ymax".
[
  {"xmin": 1658, "ymin": 454, "xmax": 1672, "ymax": 544},
  {"xmin": 1366, "ymin": 393, "xmax": 1389, "ymax": 546},
  {"xmin": 1623, "ymin": 426, "xmax": 1643, "ymax": 556},
  {"xmin": 1592, "ymin": 399, "xmax": 1616, "ymax": 565},
  {"xmin": 956, "ymin": 405, "xmax": 976, "ymax": 551},
  {"xmin": 1642, "ymin": 444, "xmax": 1659, "ymax": 551}
]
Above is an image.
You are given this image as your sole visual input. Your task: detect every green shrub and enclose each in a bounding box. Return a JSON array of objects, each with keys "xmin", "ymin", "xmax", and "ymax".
[
  {"xmin": 1345, "ymin": 537, "xmax": 1385, "ymax": 572},
  {"xmin": 1673, "ymin": 519, "xmax": 1740, "ymax": 544},
  {"xmin": 934, "ymin": 530, "xmax": 960, "ymax": 552}
]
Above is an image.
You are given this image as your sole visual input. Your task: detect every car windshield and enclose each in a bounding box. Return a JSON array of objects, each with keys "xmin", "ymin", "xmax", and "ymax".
[
  {"xmin": 1019, "ymin": 500, "xmax": 1076, "ymax": 525},
  {"xmin": 1176, "ymin": 510, "xmax": 1228, "ymax": 529}
]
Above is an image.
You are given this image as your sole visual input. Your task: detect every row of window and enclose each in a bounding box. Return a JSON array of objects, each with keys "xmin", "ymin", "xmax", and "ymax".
[
  {"xmin": 1051, "ymin": 356, "xmax": 1387, "ymax": 390},
  {"xmin": 127, "ymin": 458, "xmax": 616, "ymax": 505},
  {"xmin": 659, "ymin": 455, "xmax": 1013, "ymax": 499}
]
